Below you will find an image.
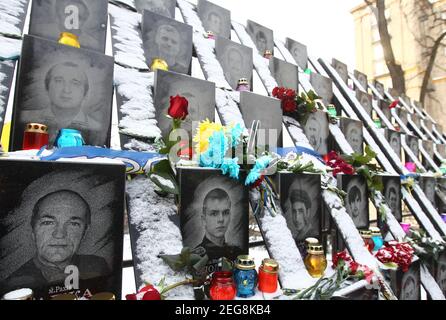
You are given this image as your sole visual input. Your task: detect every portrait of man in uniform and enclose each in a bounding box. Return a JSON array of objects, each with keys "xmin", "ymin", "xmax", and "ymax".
[{"xmin": 142, "ymin": 11, "xmax": 193, "ymax": 75}]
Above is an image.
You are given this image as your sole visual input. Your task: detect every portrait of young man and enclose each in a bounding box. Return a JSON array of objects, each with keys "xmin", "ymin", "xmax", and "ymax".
[
  {"xmin": 341, "ymin": 119, "xmax": 363, "ymax": 155},
  {"xmin": 383, "ymin": 177, "xmax": 402, "ymax": 221},
  {"xmin": 197, "ymin": 0, "xmax": 231, "ymax": 39},
  {"xmin": 29, "ymin": 0, "xmax": 108, "ymax": 53},
  {"xmin": 399, "ymin": 265, "xmax": 420, "ymax": 300},
  {"xmin": 179, "ymin": 169, "xmax": 248, "ymax": 273},
  {"xmin": 304, "ymin": 110, "xmax": 329, "ymax": 155},
  {"xmin": 407, "ymin": 135, "xmax": 420, "ymax": 160},
  {"xmin": 0, "ymin": 160, "xmax": 125, "ymax": 299},
  {"xmin": 341, "ymin": 175, "xmax": 369, "ymax": 228},
  {"xmin": 11, "ymin": 35, "xmax": 114, "ymax": 151},
  {"xmin": 135, "ymin": 0, "xmax": 176, "ymax": 18},
  {"xmin": 286, "ymin": 38, "xmax": 308, "ymax": 70},
  {"xmin": 215, "ymin": 37, "xmax": 252, "ymax": 90},
  {"xmin": 332, "ymin": 58, "xmax": 349, "ymax": 85},
  {"xmin": 246, "ymin": 20, "xmax": 273, "ymax": 56},
  {"xmin": 356, "ymin": 90, "xmax": 373, "ymax": 117},
  {"xmin": 420, "ymin": 177, "xmax": 437, "ymax": 207},
  {"xmin": 309, "ymin": 73, "xmax": 333, "ymax": 106},
  {"xmin": 142, "ymin": 11, "xmax": 193, "ymax": 75},
  {"xmin": 386, "ymin": 130, "xmax": 401, "ymax": 159}
]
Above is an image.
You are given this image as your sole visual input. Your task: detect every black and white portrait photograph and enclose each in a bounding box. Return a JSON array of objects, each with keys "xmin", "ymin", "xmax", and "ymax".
[
  {"xmin": 338, "ymin": 174, "xmax": 369, "ymax": 228},
  {"xmin": 278, "ymin": 173, "xmax": 322, "ymax": 249},
  {"xmin": 436, "ymin": 251, "xmax": 446, "ymax": 295},
  {"xmin": 135, "ymin": 0, "xmax": 176, "ymax": 18},
  {"xmin": 398, "ymin": 108, "xmax": 409, "ymax": 126},
  {"xmin": 340, "ymin": 118, "xmax": 363, "ymax": 154},
  {"xmin": 269, "ymin": 57, "xmax": 299, "ymax": 91},
  {"xmin": 142, "ymin": 11, "xmax": 193, "ymax": 75},
  {"xmin": 0, "ymin": 160, "xmax": 126, "ymax": 299},
  {"xmin": 310, "ymin": 73, "xmax": 333, "ymax": 106},
  {"xmin": 215, "ymin": 37, "xmax": 252, "ymax": 90},
  {"xmin": 382, "ymin": 176, "xmax": 402, "ymax": 221},
  {"xmin": 239, "ymin": 91, "xmax": 283, "ymax": 148},
  {"xmin": 410, "ymin": 113, "xmax": 421, "ymax": 129},
  {"xmin": 419, "ymin": 176, "xmax": 437, "ymax": 207},
  {"xmin": 356, "ymin": 90, "xmax": 373, "ymax": 117},
  {"xmin": 406, "ymin": 135, "xmax": 420, "ymax": 159},
  {"xmin": 246, "ymin": 20, "xmax": 274, "ymax": 56},
  {"xmin": 332, "ymin": 58, "xmax": 349, "ymax": 85},
  {"xmin": 354, "ymin": 70, "xmax": 368, "ymax": 92},
  {"xmin": 304, "ymin": 110, "xmax": 329, "ymax": 155},
  {"xmin": 397, "ymin": 262, "xmax": 420, "ymax": 300},
  {"xmin": 197, "ymin": 0, "xmax": 231, "ymax": 39},
  {"xmin": 422, "ymin": 140, "xmax": 435, "ymax": 169},
  {"xmin": 178, "ymin": 168, "xmax": 249, "ymax": 272},
  {"xmin": 285, "ymin": 38, "xmax": 308, "ymax": 70},
  {"xmin": 379, "ymin": 99, "xmax": 392, "ymax": 121},
  {"xmin": 10, "ymin": 35, "xmax": 114, "ymax": 151},
  {"xmin": 154, "ymin": 69, "xmax": 215, "ymax": 139},
  {"xmin": 0, "ymin": 61, "xmax": 16, "ymax": 134},
  {"xmin": 29, "ymin": 0, "xmax": 108, "ymax": 53},
  {"xmin": 385, "ymin": 129, "xmax": 401, "ymax": 159},
  {"xmin": 374, "ymin": 80, "xmax": 385, "ymax": 98}
]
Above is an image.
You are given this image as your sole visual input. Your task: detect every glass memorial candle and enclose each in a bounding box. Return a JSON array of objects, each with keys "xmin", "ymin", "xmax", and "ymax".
[
  {"xmin": 233, "ymin": 255, "xmax": 258, "ymax": 298},
  {"xmin": 258, "ymin": 259, "xmax": 279, "ymax": 293},
  {"xmin": 22, "ymin": 123, "xmax": 49, "ymax": 150},
  {"xmin": 304, "ymin": 244, "xmax": 327, "ymax": 278},
  {"xmin": 327, "ymin": 105, "xmax": 337, "ymax": 118},
  {"xmin": 55, "ymin": 129, "xmax": 85, "ymax": 148},
  {"xmin": 209, "ymin": 271, "xmax": 236, "ymax": 300},
  {"xmin": 360, "ymin": 229, "xmax": 374, "ymax": 252},
  {"xmin": 400, "ymin": 222, "xmax": 411, "ymax": 234},
  {"xmin": 205, "ymin": 30, "xmax": 215, "ymax": 39},
  {"xmin": 373, "ymin": 118, "xmax": 382, "ymax": 129},
  {"xmin": 58, "ymin": 32, "xmax": 80, "ymax": 48},
  {"xmin": 236, "ymin": 78, "xmax": 250, "ymax": 92},
  {"xmin": 1, "ymin": 288, "xmax": 33, "ymax": 300},
  {"xmin": 370, "ymin": 227, "xmax": 384, "ymax": 252},
  {"xmin": 263, "ymin": 50, "xmax": 273, "ymax": 59},
  {"xmin": 150, "ymin": 58, "xmax": 169, "ymax": 72}
]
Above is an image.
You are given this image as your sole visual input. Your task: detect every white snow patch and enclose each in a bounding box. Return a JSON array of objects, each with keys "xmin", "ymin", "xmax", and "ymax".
[
  {"xmin": 0, "ymin": 0, "xmax": 28, "ymax": 36},
  {"xmin": 0, "ymin": 36, "xmax": 21, "ymax": 60}
]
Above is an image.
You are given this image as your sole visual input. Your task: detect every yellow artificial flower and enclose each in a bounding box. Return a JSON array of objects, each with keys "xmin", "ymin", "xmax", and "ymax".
[{"xmin": 193, "ymin": 119, "xmax": 225, "ymax": 154}]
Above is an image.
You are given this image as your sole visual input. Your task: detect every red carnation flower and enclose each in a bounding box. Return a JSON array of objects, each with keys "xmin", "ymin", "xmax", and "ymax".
[
  {"xmin": 282, "ymin": 99, "xmax": 297, "ymax": 113},
  {"xmin": 168, "ymin": 95, "xmax": 189, "ymax": 120}
]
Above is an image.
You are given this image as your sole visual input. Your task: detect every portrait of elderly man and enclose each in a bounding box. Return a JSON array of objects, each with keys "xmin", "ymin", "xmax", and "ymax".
[
  {"xmin": 304, "ymin": 111, "xmax": 328, "ymax": 155},
  {"xmin": 142, "ymin": 12, "xmax": 192, "ymax": 75},
  {"xmin": 135, "ymin": 0, "xmax": 175, "ymax": 18},
  {"xmin": 344, "ymin": 179, "xmax": 368, "ymax": 228},
  {"xmin": 20, "ymin": 61, "xmax": 101, "ymax": 146},
  {"xmin": 30, "ymin": 0, "xmax": 106, "ymax": 52},
  {"xmin": 3, "ymin": 190, "xmax": 109, "ymax": 290}
]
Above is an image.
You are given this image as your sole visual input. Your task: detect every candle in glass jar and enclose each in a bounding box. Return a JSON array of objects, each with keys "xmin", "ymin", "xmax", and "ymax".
[
  {"xmin": 233, "ymin": 255, "xmax": 258, "ymax": 298},
  {"xmin": 22, "ymin": 123, "xmax": 49, "ymax": 150},
  {"xmin": 258, "ymin": 259, "xmax": 279, "ymax": 293},
  {"xmin": 236, "ymin": 78, "xmax": 250, "ymax": 92},
  {"xmin": 209, "ymin": 271, "xmax": 236, "ymax": 300},
  {"xmin": 58, "ymin": 32, "xmax": 80, "ymax": 48},
  {"xmin": 370, "ymin": 227, "xmax": 384, "ymax": 251},
  {"xmin": 360, "ymin": 229, "xmax": 374, "ymax": 252},
  {"xmin": 304, "ymin": 244, "xmax": 327, "ymax": 278}
]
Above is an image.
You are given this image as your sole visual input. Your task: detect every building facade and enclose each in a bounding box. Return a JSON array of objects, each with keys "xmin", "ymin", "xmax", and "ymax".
[{"xmin": 351, "ymin": 0, "xmax": 446, "ymax": 130}]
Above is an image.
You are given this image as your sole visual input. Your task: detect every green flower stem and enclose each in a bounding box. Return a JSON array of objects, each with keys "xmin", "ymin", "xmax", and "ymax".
[{"xmin": 160, "ymin": 279, "xmax": 198, "ymax": 297}]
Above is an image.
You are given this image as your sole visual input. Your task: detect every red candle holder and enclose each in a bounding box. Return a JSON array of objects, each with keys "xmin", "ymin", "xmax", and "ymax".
[
  {"xmin": 258, "ymin": 259, "xmax": 279, "ymax": 293},
  {"xmin": 209, "ymin": 271, "xmax": 236, "ymax": 300},
  {"xmin": 22, "ymin": 123, "xmax": 49, "ymax": 150}
]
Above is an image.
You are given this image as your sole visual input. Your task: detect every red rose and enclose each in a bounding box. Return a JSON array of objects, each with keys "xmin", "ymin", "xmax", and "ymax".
[
  {"xmin": 349, "ymin": 261, "xmax": 359, "ymax": 274},
  {"xmin": 282, "ymin": 99, "xmax": 297, "ymax": 113},
  {"xmin": 272, "ymin": 87, "xmax": 280, "ymax": 97},
  {"xmin": 389, "ymin": 100, "xmax": 399, "ymax": 109},
  {"xmin": 168, "ymin": 95, "xmax": 189, "ymax": 120},
  {"xmin": 285, "ymin": 89, "xmax": 296, "ymax": 99},
  {"xmin": 126, "ymin": 284, "xmax": 161, "ymax": 300}
]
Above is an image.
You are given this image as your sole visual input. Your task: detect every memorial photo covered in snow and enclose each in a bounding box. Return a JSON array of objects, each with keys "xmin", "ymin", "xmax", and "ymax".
[
  {"xmin": 142, "ymin": 11, "xmax": 193, "ymax": 75},
  {"xmin": 154, "ymin": 69, "xmax": 215, "ymax": 139},
  {"xmin": 10, "ymin": 35, "xmax": 114, "ymax": 151},
  {"xmin": 278, "ymin": 173, "xmax": 322, "ymax": 253},
  {"xmin": 246, "ymin": 20, "xmax": 274, "ymax": 55},
  {"xmin": 0, "ymin": 160, "xmax": 126, "ymax": 299},
  {"xmin": 239, "ymin": 91, "xmax": 283, "ymax": 148},
  {"xmin": 338, "ymin": 174, "xmax": 369, "ymax": 228},
  {"xmin": 29, "ymin": 0, "xmax": 108, "ymax": 53},
  {"xmin": 215, "ymin": 37, "xmax": 252, "ymax": 90},
  {"xmin": 285, "ymin": 38, "xmax": 308, "ymax": 70},
  {"xmin": 135, "ymin": 0, "xmax": 176, "ymax": 18},
  {"xmin": 303, "ymin": 110, "xmax": 329, "ymax": 155},
  {"xmin": 197, "ymin": 0, "xmax": 231, "ymax": 39},
  {"xmin": 382, "ymin": 176, "xmax": 402, "ymax": 222},
  {"xmin": 340, "ymin": 118, "xmax": 363, "ymax": 154},
  {"xmin": 178, "ymin": 168, "xmax": 248, "ymax": 273},
  {"xmin": 269, "ymin": 57, "xmax": 299, "ymax": 91},
  {"xmin": 309, "ymin": 73, "xmax": 333, "ymax": 106}
]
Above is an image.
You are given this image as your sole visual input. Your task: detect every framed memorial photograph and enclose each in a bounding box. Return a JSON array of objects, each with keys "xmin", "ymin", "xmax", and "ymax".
[
  {"xmin": 382, "ymin": 175, "xmax": 402, "ymax": 222},
  {"xmin": 246, "ymin": 20, "xmax": 274, "ymax": 56},
  {"xmin": 385, "ymin": 129, "xmax": 402, "ymax": 159},
  {"xmin": 340, "ymin": 118, "xmax": 363, "ymax": 154},
  {"xmin": 389, "ymin": 261, "xmax": 421, "ymax": 300},
  {"xmin": 142, "ymin": 11, "xmax": 193, "ymax": 75},
  {"xmin": 178, "ymin": 168, "xmax": 249, "ymax": 273},
  {"xmin": 29, "ymin": 0, "xmax": 108, "ymax": 53},
  {"xmin": 239, "ymin": 91, "xmax": 283, "ymax": 148},
  {"xmin": 215, "ymin": 37, "xmax": 253, "ymax": 91},
  {"xmin": 135, "ymin": 0, "xmax": 176, "ymax": 18},
  {"xmin": 379, "ymin": 99, "xmax": 392, "ymax": 122},
  {"xmin": 419, "ymin": 176, "xmax": 437, "ymax": 207},
  {"xmin": 304, "ymin": 110, "xmax": 329, "ymax": 156},
  {"xmin": 10, "ymin": 35, "xmax": 114, "ymax": 151},
  {"xmin": 309, "ymin": 73, "xmax": 333, "ymax": 106},
  {"xmin": 410, "ymin": 113, "xmax": 421, "ymax": 130},
  {"xmin": 353, "ymin": 70, "xmax": 368, "ymax": 92},
  {"xmin": 337, "ymin": 174, "xmax": 369, "ymax": 229},
  {"xmin": 406, "ymin": 135, "xmax": 419, "ymax": 160},
  {"xmin": 374, "ymin": 80, "xmax": 385, "ymax": 99},
  {"xmin": 397, "ymin": 108, "xmax": 409, "ymax": 127},
  {"xmin": 356, "ymin": 90, "xmax": 373, "ymax": 117},
  {"xmin": 285, "ymin": 38, "xmax": 308, "ymax": 70},
  {"xmin": 0, "ymin": 160, "xmax": 126, "ymax": 300},
  {"xmin": 332, "ymin": 58, "xmax": 348, "ymax": 85},
  {"xmin": 422, "ymin": 140, "xmax": 435, "ymax": 170},
  {"xmin": 435, "ymin": 251, "xmax": 446, "ymax": 295},
  {"xmin": 269, "ymin": 57, "xmax": 299, "ymax": 91},
  {"xmin": 154, "ymin": 69, "xmax": 215, "ymax": 139},
  {"xmin": 197, "ymin": 0, "xmax": 231, "ymax": 39},
  {"xmin": 277, "ymin": 173, "xmax": 322, "ymax": 253}
]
